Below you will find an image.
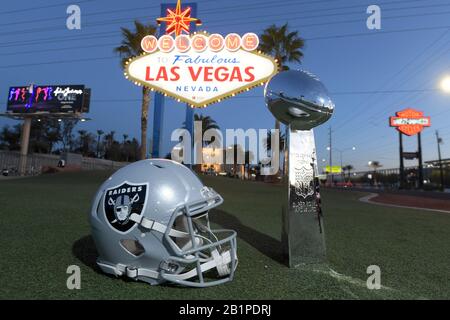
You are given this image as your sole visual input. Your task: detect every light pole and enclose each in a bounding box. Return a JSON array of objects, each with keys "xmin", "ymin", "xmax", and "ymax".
[
  {"xmin": 335, "ymin": 146, "xmax": 356, "ymax": 168},
  {"xmin": 328, "ymin": 127, "xmax": 332, "ymax": 185},
  {"xmin": 326, "ymin": 146, "xmax": 332, "ymax": 183},
  {"xmin": 331, "ymin": 146, "xmax": 356, "ymax": 181},
  {"xmin": 436, "ymin": 131, "xmax": 445, "ymax": 191},
  {"xmin": 438, "ymin": 75, "xmax": 450, "ymax": 190}
]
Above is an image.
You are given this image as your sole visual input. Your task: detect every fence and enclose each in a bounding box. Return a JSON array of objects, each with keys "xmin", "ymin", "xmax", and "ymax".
[
  {"xmin": 0, "ymin": 150, "xmax": 128, "ymax": 176},
  {"xmin": 82, "ymin": 157, "xmax": 128, "ymax": 171},
  {"xmin": 337, "ymin": 166, "xmax": 450, "ymax": 190}
]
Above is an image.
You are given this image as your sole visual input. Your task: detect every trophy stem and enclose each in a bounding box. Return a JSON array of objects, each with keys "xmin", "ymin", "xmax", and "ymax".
[{"xmin": 282, "ymin": 125, "xmax": 327, "ymax": 267}]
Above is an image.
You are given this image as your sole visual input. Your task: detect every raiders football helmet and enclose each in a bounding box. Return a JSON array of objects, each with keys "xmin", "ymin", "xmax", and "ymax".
[{"xmin": 90, "ymin": 159, "xmax": 237, "ymax": 287}]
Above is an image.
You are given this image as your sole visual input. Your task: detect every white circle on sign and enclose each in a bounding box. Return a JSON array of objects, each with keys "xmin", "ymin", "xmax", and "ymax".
[
  {"xmin": 225, "ymin": 33, "xmax": 242, "ymax": 52},
  {"xmin": 191, "ymin": 34, "xmax": 208, "ymax": 52},
  {"xmin": 175, "ymin": 35, "xmax": 191, "ymax": 53},
  {"xmin": 208, "ymin": 34, "xmax": 225, "ymax": 52},
  {"xmin": 158, "ymin": 35, "xmax": 175, "ymax": 53},
  {"xmin": 242, "ymin": 33, "xmax": 259, "ymax": 51},
  {"xmin": 141, "ymin": 35, "xmax": 158, "ymax": 53}
]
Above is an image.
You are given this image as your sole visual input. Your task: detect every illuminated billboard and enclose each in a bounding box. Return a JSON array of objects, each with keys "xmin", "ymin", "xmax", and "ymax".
[
  {"xmin": 325, "ymin": 166, "xmax": 342, "ymax": 174},
  {"xmin": 7, "ymin": 85, "xmax": 90, "ymax": 114}
]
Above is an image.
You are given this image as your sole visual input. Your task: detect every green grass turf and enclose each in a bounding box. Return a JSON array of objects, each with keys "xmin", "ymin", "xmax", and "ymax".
[{"xmin": 0, "ymin": 171, "xmax": 449, "ymax": 299}]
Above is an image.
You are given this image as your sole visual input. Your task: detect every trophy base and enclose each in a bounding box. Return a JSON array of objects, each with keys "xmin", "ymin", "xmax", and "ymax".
[{"xmin": 282, "ymin": 127, "xmax": 327, "ymax": 268}]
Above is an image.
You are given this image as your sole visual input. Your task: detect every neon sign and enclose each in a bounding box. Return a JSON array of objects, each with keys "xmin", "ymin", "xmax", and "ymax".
[
  {"xmin": 6, "ymin": 85, "xmax": 90, "ymax": 114},
  {"xmin": 156, "ymin": 0, "xmax": 201, "ymax": 36},
  {"xmin": 8, "ymin": 87, "xmax": 29, "ymax": 104},
  {"xmin": 126, "ymin": 32, "xmax": 277, "ymax": 108},
  {"xmin": 124, "ymin": 0, "xmax": 278, "ymax": 108},
  {"xmin": 389, "ymin": 108, "xmax": 431, "ymax": 136}
]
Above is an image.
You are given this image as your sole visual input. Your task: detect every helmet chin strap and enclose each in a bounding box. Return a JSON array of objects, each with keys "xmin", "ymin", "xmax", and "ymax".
[
  {"xmin": 163, "ymin": 249, "xmax": 235, "ymax": 282},
  {"xmin": 181, "ymin": 236, "xmax": 232, "ymax": 277},
  {"xmin": 211, "ymin": 248, "xmax": 231, "ymax": 277}
]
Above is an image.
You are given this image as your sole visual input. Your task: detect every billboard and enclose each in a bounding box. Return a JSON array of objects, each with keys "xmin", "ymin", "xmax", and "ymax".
[
  {"xmin": 7, "ymin": 85, "xmax": 90, "ymax": 114},
  {"xmin": 325, "ymin": 166, "xmax": 342, "ymax": 174}
]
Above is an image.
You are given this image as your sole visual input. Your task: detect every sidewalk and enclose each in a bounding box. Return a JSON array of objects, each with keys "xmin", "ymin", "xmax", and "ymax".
[{"xmin": 359, "ymin": 193, "xmax": 450, "ymax": 213}]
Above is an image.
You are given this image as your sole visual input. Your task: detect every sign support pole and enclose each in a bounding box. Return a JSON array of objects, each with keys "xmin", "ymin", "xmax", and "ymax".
[
  {"xmin": 151, "ymin": 2, "xmax": 199, "ymax": 160},
  {"xmin": 418, "ymin": 132, "xmax": 424, "ymax": 189},
  {"xmin": 399, "ymin": 131, "xmax": 405, "ymax": 189},
  {"xmin": 150, "ymin": 3, "xmax": 170, "ymax": 159},
  {"xmin": 183, "ymin": 2, "xmax": 198, "ymax": 167},
  {"xmin": 436, "ymin": 130, "xmax": 445, "ymax": 191},
  {"xmin": 151, "ymin": 92, "xmax": 165, "ymax": 158},
  {"xmin": 18, "ymin": 116, "xmax": 32, "ymax": 176},
  {"xmin": 390, "ymin": 109, "xmax": 430, "ymax": 190}
]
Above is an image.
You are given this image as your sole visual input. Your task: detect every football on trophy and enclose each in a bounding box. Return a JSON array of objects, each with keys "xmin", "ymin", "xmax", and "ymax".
[{"xmin": 264, "ymin": 70, "xmax": 334, "ymax": 130}]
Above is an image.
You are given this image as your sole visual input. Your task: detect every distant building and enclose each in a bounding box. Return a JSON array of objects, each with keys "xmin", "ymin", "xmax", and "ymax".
[
  {"xmin": 200, "ymin": 147, "xmax": 245, "ymax": 178},
  {"xmin": 425, "ymin": 158, "xmax": 450, "ymax": 168}
]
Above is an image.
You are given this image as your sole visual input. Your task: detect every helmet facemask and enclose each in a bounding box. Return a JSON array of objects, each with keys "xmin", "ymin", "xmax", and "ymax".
[{"xmin": 162, "ymin": 203, "xmax": 238, "ymax": 287}]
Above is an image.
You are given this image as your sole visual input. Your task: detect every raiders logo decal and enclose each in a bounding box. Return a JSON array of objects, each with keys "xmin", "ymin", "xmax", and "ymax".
[{"xmin": 104, "ymin": 182, "xmax": 148, "ymax": 233}]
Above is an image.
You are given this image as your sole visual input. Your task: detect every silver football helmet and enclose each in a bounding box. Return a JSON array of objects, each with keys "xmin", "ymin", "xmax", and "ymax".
[{"xmin": 90, "ymin": 159, "xmax": 238, "ymax": 287}]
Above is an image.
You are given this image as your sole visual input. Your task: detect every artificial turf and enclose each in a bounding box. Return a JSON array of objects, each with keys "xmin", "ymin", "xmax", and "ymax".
[{"xmin": 0, "ymin": 171, "xmax": 449, "ymax": 299}]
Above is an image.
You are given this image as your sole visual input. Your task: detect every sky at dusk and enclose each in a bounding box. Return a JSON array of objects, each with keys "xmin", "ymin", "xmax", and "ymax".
[{"xmin": 1, "ymin": 0, "xmax": 450, "ymax": 172}]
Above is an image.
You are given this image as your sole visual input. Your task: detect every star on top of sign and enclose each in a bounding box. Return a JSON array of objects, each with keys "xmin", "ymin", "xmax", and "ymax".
[{"xmin": 156, "ymin": 0, "xmax": 202, "ymax": 36}]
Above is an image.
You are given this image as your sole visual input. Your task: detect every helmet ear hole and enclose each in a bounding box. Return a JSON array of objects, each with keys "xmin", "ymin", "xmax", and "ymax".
[{"xmin": 120, "ymin": 239, "xmax": 145, "ymax": 256}]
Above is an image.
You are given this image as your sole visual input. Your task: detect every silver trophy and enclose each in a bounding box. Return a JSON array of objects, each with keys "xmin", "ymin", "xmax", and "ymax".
[{"xmin": 265, "ymin": 70, "xmax": 334, "ymax": 267}]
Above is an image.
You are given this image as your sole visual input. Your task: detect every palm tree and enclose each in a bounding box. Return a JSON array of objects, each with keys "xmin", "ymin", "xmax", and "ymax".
[
  {"xmin": 104, "ymin": 131, "xmax": 116, "ymax": 149},
  {"xmin": 343, "ymin": 165, "xmax": 354, "ymax": 182},
  {"xmin": 368, "ymin": 161, "xmax": 382, "ymax": 186},
  {"xmin": 183, "ymin": 114, "xmax": 220, "ymax": 147},
  {"xmin": 264, "ymin": 130, "xmax": 286, "ymax": 176},
  {"xmin": 264, "ymin": 130, "xmax": 286, "ymax": 153},
  {"xmin": 183, "ymin": 114, "xmax": 220, "ymax": 172},
  {"xmin": 60, "ymin": 119, "xmax": 78, "ymax": 152},
  {"xmin": 96, "ymin": 130, "xmax": 104, "ymax": 158},
  {"xmin": 368, "ymin": 161, "xmax": 382, "ymax": 171},
  {"xmin": 77, "ymin": 130, "xmax": 94, "ymax": 156},
  {"xmin": 244, "ymin": 150, "xmax": 254, "ymax": 180},
  {"xmin": 77, "ymin": 130, "xmax": 87, "ymax": 150},
  {"xmin": 228, "ymin": 144, "xmax": 245, "ymax": 178},
  {"xmin": 114, "ymin": 21, "xmax": 157, "ymax": 160},
  {"xmin": 259, "ymin": 23, "xmax": 305, "ymax": 132}
]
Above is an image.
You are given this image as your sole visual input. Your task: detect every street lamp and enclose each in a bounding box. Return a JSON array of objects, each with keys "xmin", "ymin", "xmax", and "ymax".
[
  {"xmin": 337, "ymin": 147, "xmax": 356, "ymax": 182},
  {"xmin": 327, "ymin": 146, "xmax": 356, "ymax": 183},
  {"xmin": 336, "ymin": 146, "xmax": 357, "ymax": 168}
]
